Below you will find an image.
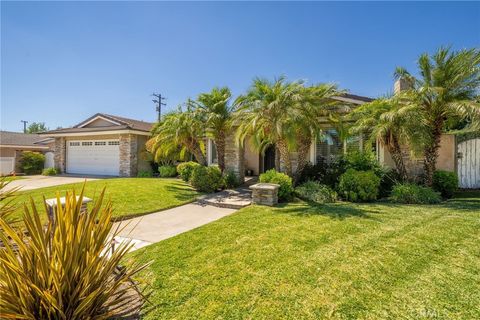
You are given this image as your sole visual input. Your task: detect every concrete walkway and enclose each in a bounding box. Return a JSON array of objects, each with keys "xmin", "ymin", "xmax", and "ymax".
[
  {"xmin": 4, "ymin": 175, "xmax": 101, "ymax": 191},
  {"xmin": 113, "ymin": 181, "xmax": 256, "ymax": 251}
]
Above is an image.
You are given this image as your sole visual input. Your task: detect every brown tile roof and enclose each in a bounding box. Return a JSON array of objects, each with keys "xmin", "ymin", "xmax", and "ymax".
[{"xmin": 0, "ymin": 131, "xmax": 50, "ymax": 147}]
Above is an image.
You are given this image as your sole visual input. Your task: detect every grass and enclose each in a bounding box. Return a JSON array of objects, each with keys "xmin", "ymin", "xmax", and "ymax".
[
  {"xmin": 1, "ymin": 176, "xmax": 24, "ymax": 182},
  {"xmin": 12, "ymin": 178, "xmax": 200, "ymax": 221},
  {"xmin": 128, "ymin": 192, "xmax": 480, "ymax": 319}
]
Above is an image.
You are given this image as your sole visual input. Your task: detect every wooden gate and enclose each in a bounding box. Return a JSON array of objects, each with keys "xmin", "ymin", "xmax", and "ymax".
[{"xmin": 457, "ymin": 138, "xmax": 480, "ymax": 189}]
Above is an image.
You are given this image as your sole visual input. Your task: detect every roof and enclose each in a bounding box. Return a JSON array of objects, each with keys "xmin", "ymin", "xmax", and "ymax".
[
  {"xmin": 42, "ymin": 113, "xmax": 154, "ymax": 136},
  {"xmin": 333, "ymin": 93, "xmax": 374, "ymax": 104},
  {"xmin": 0, "ymin": 131, "xmax": 51, "ymax": 148}
]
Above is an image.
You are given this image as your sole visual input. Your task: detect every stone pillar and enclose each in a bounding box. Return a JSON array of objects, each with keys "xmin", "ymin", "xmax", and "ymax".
[
  {"xmin": 54, "ymin": 137, "xmax": 66, "ymax": 173},
  {"xmin": 249, "ymin": 183, "xmax": 280, "ymax": 206},
  {"xmin": 394, "ymin": 78, "xmax": 410, "ymax": 95},
  {"xmin": 224, "ymin": 130, "xmax": 245, "ymax": 183},
  {"xmin": 119, "ymin": 134, "xmax": 138, "ymax": 177}
]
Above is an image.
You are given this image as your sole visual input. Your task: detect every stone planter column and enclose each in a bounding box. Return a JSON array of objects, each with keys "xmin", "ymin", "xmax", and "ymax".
[
  {"xmin": 119, "ymin": 134, "xmax": 138, "ymax": 177},
  {"xmin": 249, "ymin": 183, "xmax": 280, "ymax": 206},
  {"xmin": 54, "ymin": 137, "xmax": 66, "ymax": 173}
]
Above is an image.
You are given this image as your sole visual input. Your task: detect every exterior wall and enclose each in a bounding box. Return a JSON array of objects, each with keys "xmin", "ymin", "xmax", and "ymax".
[
  {"xmin": 378, "ymin": 134, "xmax": 456, "ymax": 175},
  {"xmin": 84, "ymin": 118, "xmax": 117, "ymax": 127},
  {"xmin": 1, "ymin": 146, "xmax": 51, "ymax": 174},
  {"xmin": 244, "ymin": 138, "xmax": 260, "ymax": 175},
  {"xmin": 0, "ymin": 148, "xmax": 15, "ymax": 157},
  {"xmin": 224, "ymin": 130, "xmax": 245, "ymax": 183},
  {"xmin": 119, "ymin": 134, "xmax": 138, "ymax": 177},
  {"xmin": 54, "ymin": 137, "xmax": 66, "ymax": 173},
  {"xmin": 136, "ymin": 135, "xmax": 152, "ymax": 174}
]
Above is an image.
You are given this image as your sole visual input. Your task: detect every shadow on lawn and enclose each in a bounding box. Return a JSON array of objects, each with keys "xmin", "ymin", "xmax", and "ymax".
[
  {"xmin": 164, "ymin": 181, "xmax": 202, "ymax": 202},
  {"xmin": 276, "ymin": 201, "xmax": 382, "ymax": 220},
  {"xmin": 443, "ymin": 198, "xmax": 480, "ymax": 212}
]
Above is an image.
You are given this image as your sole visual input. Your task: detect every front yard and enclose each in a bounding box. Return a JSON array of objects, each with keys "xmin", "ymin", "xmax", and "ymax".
[
  {"xmin": 128, "ymin": 192, "xmax": 480, "ymax": 319},
  {"xmin": 12, "ymin": 178, "xmax": 200, "ymax": 221}
]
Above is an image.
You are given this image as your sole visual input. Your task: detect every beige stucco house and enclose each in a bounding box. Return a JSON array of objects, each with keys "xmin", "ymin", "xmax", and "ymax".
[
  {"xmin": 0, "ymin": 131, "xmax": 53, "ymax": 175},
  {"xmin": 41, "ymin": 113, "xmax": 153, "ymax": 177}
]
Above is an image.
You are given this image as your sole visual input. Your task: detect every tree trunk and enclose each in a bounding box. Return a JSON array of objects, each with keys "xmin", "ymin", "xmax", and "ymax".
[
  {"xmin": 277, "ymin": 139, "xmax": 292, "ymax": 176},
  {"xmin": 388, "ymin": 135, "xmax": 408, "ymax": 182},
  {"xmin": 423, "ymin": 119, "xmax": 443, "ymax": 186},
  {"xmin": 274, "ymin": 144, "xmax": 281, "ymax": 171},
  {"xmin": 215, "ymin": 132, "xmax": 226, "ymax": 172},
  {"xmin": 191, "ymin": 143, "xmax": 207, "ymax": 166},
  {"xmin": 295, "ymin": 135, "xmax": 312, "ymax": 183}
]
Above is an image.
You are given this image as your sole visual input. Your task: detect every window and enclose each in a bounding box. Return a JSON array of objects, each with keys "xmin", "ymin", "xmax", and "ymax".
[
  {"xmin": 316, "ymin": 129, "xmax": 343, "ymax": 164},
  {"xmin": 108, "ymin": 141, "xmax": 120, "ymax": 146},
  {"xmin": 69, "ymin": 142, "xmax": 80, "ymax": 146},
  {"xmin": 210, "ymin": 140, "xmax": 218, "ymax": 164},
  {"xmin": 82, "ymin": 141, "xmax": 93, "ymax": 146},
  {"xmin": 95, "ymin": 141, "xmax": 106, "ymax": 146}
]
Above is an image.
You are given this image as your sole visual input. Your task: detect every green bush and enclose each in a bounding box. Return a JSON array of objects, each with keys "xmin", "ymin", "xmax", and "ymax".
[
  {"xmin": 223, "ymin": 170, "xmax": 240, "ymax": 189},
  {"xmin": 19, "ymin": 151, "xmax": 45, "ymax": 175},
  {"xmin": 390, "ymin": 183, "xmax": 441, "ymax": 204},
  {"xmin": 137, "ymin": 170, "xmax": 153, "ymax": 177},
  {"xmin": 190, "ymin": 165, "xmax": 223, "ymax": 193},
  {"xmin": 295, "ymin": 181, "xmax": 337, "ymax": 204},
  {"xmin": 432, "ymin": 170, "xmax": 458, "ymax": 199},
  {"xmin": 259, "ymin": 169, "xmax": 294, "ymax": 201},
  {"xmin": 345, "ymin": 151, "xmax": 383, "ymax": 175},
  {"xmin": 42, "ymin": 167, "xmax": 58, "ymax": 176},
  {"xmin": 177, "ymin": 161, "xmax": 201, "ymax": 182},
  {"xmin": 378, "ymin": 168, "xmax": 402, "ymax": 198},
  {"xmin": 338, "ymin": 169, "xmax": 380, "ymax": 202},
  {"xmin": 158, "ymin": 165, "xmax": 177, "ymax": 178}
]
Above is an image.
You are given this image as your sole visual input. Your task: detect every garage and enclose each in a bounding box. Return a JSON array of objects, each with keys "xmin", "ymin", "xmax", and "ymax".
[{"xmin": 66, "ymin": 140, "xmax": 120, "ymax": 176}]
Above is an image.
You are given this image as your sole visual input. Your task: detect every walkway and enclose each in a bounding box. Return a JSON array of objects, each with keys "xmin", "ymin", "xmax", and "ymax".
[{"xmin": 113, "ymin": 180, "xmax": 256, "ymax": 251}]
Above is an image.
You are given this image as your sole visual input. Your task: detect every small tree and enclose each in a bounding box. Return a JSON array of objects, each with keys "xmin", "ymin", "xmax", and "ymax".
[
  {"xmin": 26, "ymin": 122, "xmax": 48, "ymax": 133},
  {"xmin": 20, "ymin": 151, "xmax": 45, "ymax": 174}
]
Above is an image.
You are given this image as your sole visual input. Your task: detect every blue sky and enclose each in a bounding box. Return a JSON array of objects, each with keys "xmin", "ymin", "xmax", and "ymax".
[{"xmin": 1, "ymin": 1, "xmax": 479, "ymax": 132}]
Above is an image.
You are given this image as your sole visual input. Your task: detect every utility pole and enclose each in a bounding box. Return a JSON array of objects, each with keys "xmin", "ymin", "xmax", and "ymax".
[
  {"xmin": 152, "ymin": 93, "xmax": 166, "ymax": 122},
  {"xmin": 21, "ymin": 120, "xmax": 28, "ymax": 133}
]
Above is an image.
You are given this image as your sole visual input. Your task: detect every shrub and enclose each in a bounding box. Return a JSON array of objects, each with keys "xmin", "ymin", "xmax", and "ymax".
[
  {"xmin": 190, "ymin": 165, "xmax": 223, "ymax": 193},
  {"xmin": 223, "ymin": 169, "xmax": 240, "ymax": 189},
  {"xmin": 338, "ymin": 169, "xmax": 380, "ymax": 202},
  {"xmin": 137, "ymin": 170, "xmax": 153, "ymax": 177},
  {"xmin": 0, "ymin": 187, "xmax": 147, "ymax": 319},
  {"xmin": 42, "ymin": 167, "xmax": 58, "ymax": 176},
  {"xmin": 295, "ymin": 181, "xmax": 337, "ymax": 204},
  {"xmin": 432, "ymin": 170, "xmax": 458, "ymax": 199},
  {"xmin": 19, "ymin": 151, "xmax": 45, "ymax": 175},
  {"xmin": 177, "ymin": 161, "xmax": 201, "ymax": 182},
  {"xmin": 158, "ymin": 165, "xmax": 177, "ymax": 177},
  {"xmin": 259, "ymin": 169, "xmax": 294, "ymax": 201},
  {"xmin": 390, "ymin": 183, "xmax": 441, "ymax": 204},
  {"xmin": 378, "ymin": 168, "xmax": 402, "ymax": 198}
]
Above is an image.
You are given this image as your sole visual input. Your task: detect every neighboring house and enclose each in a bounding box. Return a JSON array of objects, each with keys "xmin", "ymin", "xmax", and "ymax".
[
  {"xmin": 41, "ymin": 113, "xmax": 153, "ymax": 177},
  {"xmin": 0, "ymin": 131, "xmax": 53, "ymax": 175},
  {"xmin": 207, "ymin": 93, "xmax": 373, "ymax": 181}
]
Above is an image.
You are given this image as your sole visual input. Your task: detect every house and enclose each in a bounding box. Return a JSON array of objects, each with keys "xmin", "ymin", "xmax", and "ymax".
[
  {"xmin": 207, "ymin": 93, "xmax": 374, "ymax": 182},
  {"xmin": 41, "ymin": 113, "xmax": 153, "ymax": 176},
  {"xmin": 0, "ymin": 131, "xmax": 53, "ymax": 175}
]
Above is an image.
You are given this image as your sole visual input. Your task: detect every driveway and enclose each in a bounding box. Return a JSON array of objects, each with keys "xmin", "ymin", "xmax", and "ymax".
[{"xmin": 4, "ymin": 175, "xmax": 102, "ymax": 191}]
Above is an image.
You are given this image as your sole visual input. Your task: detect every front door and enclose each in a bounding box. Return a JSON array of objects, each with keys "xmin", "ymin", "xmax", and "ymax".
[{"xmin": 263, "ymin": 145, "xmax": 276, "ymax": 172}]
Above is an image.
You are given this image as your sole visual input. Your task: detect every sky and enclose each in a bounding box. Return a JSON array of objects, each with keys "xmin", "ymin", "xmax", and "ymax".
[{"xmin": 1, "ymin": 1, "xmax": 479, "ymax": 132}]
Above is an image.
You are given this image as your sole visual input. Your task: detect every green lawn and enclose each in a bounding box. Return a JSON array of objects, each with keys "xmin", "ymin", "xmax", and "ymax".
[
  {"xmin": 128, "ymin": 192, "xmax": 480, "ymax": 319},
  {"xmin": 12, "ymin": 178, "xmax": 200, "ymax": 221},
  {"xmin": 2, "ymin": 176, "xmax": 24, "ymax": 182}
]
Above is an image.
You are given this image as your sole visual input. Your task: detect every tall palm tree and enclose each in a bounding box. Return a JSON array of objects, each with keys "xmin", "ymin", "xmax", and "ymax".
[
  {"xmin": 195, "ymin": 87, "xmax": 232, "ymax": 171},
  {"xmin": 292, "ymin": 84, "xmax": 341, "ymax": 180},
  {"xmin": 234, "ymin": 76, "xmax": 303, "ymax": 176},
  {"xmin": 349, "ymin": 98, "xmax": 419, "ymax": 181},
  {"xmin": 148, "ymin": 106, "xmax": 207, "ymax": 166},
  {"xmin": 394, "ymin": 47, "xmax": 480, "ymax": 185}
]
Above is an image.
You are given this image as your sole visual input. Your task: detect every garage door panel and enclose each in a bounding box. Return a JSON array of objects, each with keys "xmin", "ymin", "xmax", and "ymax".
[{"xmin": 67, "ymin": 140, "xmax": 120, "ymax": 176}]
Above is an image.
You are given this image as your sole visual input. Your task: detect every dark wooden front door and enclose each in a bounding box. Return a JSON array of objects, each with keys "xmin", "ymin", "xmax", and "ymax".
[{"xmin": 263, "ymin": 145, "xmax": 276, "ymax": 172}]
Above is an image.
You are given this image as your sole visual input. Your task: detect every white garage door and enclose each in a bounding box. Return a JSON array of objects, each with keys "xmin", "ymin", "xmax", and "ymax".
[
  {"xmin": 0, "ymin": 157, "xmax": 15, "ymax": 176},
  {"xmin": 67, "ymin": 140, "xmax": 120, "ymax": 176}
]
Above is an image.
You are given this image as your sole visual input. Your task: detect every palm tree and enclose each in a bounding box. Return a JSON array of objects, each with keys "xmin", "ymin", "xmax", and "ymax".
[
  {"xmin": 234, "ymin": 76, "xmax": 303, "ymax": 176},
  {"xmin": 148, "ymin": 105, "xmax": 207, "ymax": 166},
  {"xmin": 195, "ymin": 87, "xmax": 232, "ymax": 171},
  {"xmin": 394, "ymin": 47, "xmax": 480, "ymax": 185},
  {"xmin": 292, "ymin": 84, "xmax": 341, "ymax": 180},
  {"xmin": 349, "ymin": 98, "xmax": 419, "ymax": 181}
]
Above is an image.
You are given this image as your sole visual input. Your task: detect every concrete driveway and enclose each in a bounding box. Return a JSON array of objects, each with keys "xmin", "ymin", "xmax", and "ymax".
[{"xmin": 4, "ymin": 175, "xmax": 102, "ymax": 191}]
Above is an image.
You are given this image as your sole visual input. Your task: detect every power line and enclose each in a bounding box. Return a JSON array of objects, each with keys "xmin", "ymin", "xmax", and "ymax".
[
  {"xmin": 152, "ymin": 93, "xmax": 166, "ymax": 122},
  {"xmin": 20, "ymin": 120, "xmax": 28, "ymax": 133}
]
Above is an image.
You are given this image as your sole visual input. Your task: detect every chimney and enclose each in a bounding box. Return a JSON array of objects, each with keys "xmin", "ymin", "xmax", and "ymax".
[{"xmin": 394, "ymin": 78, "xmax": 410, "ymax": 95}]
